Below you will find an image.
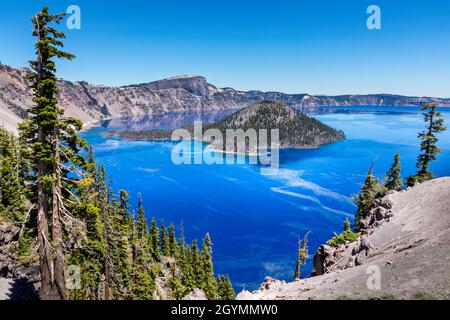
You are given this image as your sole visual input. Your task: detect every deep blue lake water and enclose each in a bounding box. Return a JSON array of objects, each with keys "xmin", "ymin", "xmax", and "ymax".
[{"xmin": 80, "ymin": 106, "xmax": 450, "ymax": 291}]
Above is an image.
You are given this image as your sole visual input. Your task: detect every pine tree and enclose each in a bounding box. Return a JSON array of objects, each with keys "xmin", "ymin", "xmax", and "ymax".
[
  {"xmin": 385, "ymin": 153, "xmax": 403, "ymax": 191},
  {"xmin": 130, "ymin": 246, "xmax": 155, "ymax": 300},
  {"xmin": 201, "ymin": 233, "xmax": 218, "ymax": 299},
  {"xmin": 293, "ymin": 232, "xmax": 310, "ymax": 280},
  {"xmin": 190, "ymin": 239, "xmax": 203, "ymax": 288},
  {"xmin": 17, "ymin": 7, "xmax": 88, "ymax": 300},
  {"xmin": 112, "ymin": 189, "xmax": 133, "ymax": 296},
  {"xmin": 136, "ymin": 193, "xmax": 148, "ymax": 239},
  {"xmin": 96, "ymin": 164, "xmax": 115, "ymax": 299},
  {"xmin": 354, "ymin": 163, "xmax": 379, "ymax": 231},
  {"xmin": 68, "ymin": 150, "xmax": 115, "ymax": 300},
  {"xmin": 130, "ymin": 193, "xmax": 155, "ymax": 300},
  {"xmin": 326, "ymin": 217, "xmax": 359, "ymax": 248},
  {"xmin": 0, "ymin": 128, "xmax": 26, "ymax": 223},
  {"xmin": 181, "ymin": 245, "xmax": 196, "ymax": 293},
  {"xmin": 343, "ymin": 217, "xmax": 351, "ymax": 232},
  {"xmin": 169, "ymin": 264, "xmax": 185, "ymax": 300},
  {"xmin": 178, "ymin": 221, "xmax": 186, "ymax": 256},
  {"xmin": 160, "ymin": 220, "xmax": 170, "ymax": 256},
  {"xmin": 168, "ymin": 224, "xmax": 179, "ymax": 257},
  {"xmin": 149, "ymin": 217, "xmax": 160, "ymax": 261},
  {"xmin": 217, "ymin": 274, "xmax": 235, "ymax": 300},
  {"xmin": 407, "ymin": 104, "xmax": 446, "ymax": 186}
]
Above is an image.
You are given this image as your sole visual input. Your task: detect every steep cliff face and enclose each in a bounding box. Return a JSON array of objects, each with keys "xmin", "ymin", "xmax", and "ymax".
[
  {"xmin": 1, "ymin": 63, "xmax": 450, "ymax": 133},
  {"xmin": 137, "ymin": 75, "xmax": 210, "ymax": 97}
]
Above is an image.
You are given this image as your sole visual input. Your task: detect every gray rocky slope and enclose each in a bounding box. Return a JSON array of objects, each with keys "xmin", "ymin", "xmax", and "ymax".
[
  {"xmin": 237, "ymin": 177, "xmax": 450, "ymax": 300},
  {"xmin": 2, "ymin": 63, "xmax": 450, "ymax": 133}
]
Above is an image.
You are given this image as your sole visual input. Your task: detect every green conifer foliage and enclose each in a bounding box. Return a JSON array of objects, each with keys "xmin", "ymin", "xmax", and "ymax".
[
  {"xmin": 0, "ymin": 128, "xmax": 26, "ymax": 223},
  {"xmin": 181, "ymin": 245, "xmax": 196, "ymax": 293},
  {"xmin": 201, "ymin": 233, "xmax": 218, "ymax": 299},
  {"xmin": 2, "ymin": 6, "xmax": 231, "ymax": 301},
  {"xmin": 169, "ymin": 264, "xmax": 185, "ymax": 300},
  {"xmin": 112, "ymin": 189, "xmax": 133, "ymax": 296},
  {"xmin": 169, "ymin": 224, "xmax": 179, "ymax": 257},
  {"xmin": 355, "ymin": 163, "xmax": 378, "ymax": 231},
  {"xmin": 217, "ymin": 274, "xmax": 235, "ymax": 300},
  {"xmin": 18, "ymin": 6, "xmax": 86, "ymax": 300},
  {"xmin": 160, "ymin": 221, "xmax": 170, "ymax": 256},
  {"xmin": 407, "ymin": 104, "xmax": 446, "ymax": 186},
  {"xmin": 149, "ymin": 217, "xmax": 160, "ymax": 261},
  {"xmin": 136, "ymin": 193, "xmax": 148, "ymax": 239},
  {"xmin": 293, "ymin": 232, "xmax": 310, "ymax": 280},
  {"xmin": 385, "ymin": 153, "xmax": 403, "ymax": 191},
  {"xmin": 130, "ymin": 193, "xmax": 155, "ymax": 300},
  {"xmin": 326, "ymin": 218, "xmax": 359, "ymax": 248},
  {"xmin": 190, "ymin": 239, "xmax": 203, "ymax": 287}
]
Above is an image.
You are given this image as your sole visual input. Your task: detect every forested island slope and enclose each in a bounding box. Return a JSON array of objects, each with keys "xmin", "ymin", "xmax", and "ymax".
[{"xmin": 104, "ymin": 101, "xmax": 345, "ymax": 149}]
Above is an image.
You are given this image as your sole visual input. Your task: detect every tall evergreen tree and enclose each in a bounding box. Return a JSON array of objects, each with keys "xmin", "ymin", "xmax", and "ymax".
[
  {"xmin": 169, "ymin": 264, "xmax": 185, "ymax": 300},
  {"xmin": 112, "ymin": 189, "xmax": 133, "ymax": 296},
  {"xmin": 168, "ymin": 223, "xmax": 179, "ymax": 257},
  {"xmin": 181, "ymin": 245, "xmax": 196, "ymax": 293},
  {"xmin": 130, "ymin": 193, "xmax": 155, "ymax": 300},
  {"xmin": 136, "ymin": 193, "xmax": 148, "ymax": 239},
  {"xmin": 201, "ymin": 233, "xmax": 218, "ymax": 299},
  {"xmin": 178, "ymin": 221, "xmax": 186, "ymax": 256},
  {"xmin": 190, "ymin": 239, "xmax": 203, "ymax": 288},
  {"xmin": 407, "ymin": 104, "xmax": 446, "ymax": 186},
  {"xmin": 385, "ymin": 153, "xmax": 403, "ymax": 191},
  {"xmin": 149, "ymin": 217, "xmax": 160, "ymax": 261},
  {"xmin": 5, "ymin": 6, "xmax": 229, "ymax": 302},
  {"xmin": 217, "ymin": 274, "xmax": 235, "ymax": 300},
  {"xmin": 96, "ymin": 164, "xmax": 115, "ymax": 299},
  {"xmin": 355, "ymin": 163, "xmax": 378, "ymax": 231},
  {"xmin": 18, "ymin": 7, "xmax": 87, "ymax": 300},
  {"xmin": 160, "ymin": 220, "xmax": 170, "ymax": 256},
  {"xmin": 69, "ymin": 175, "xmax": 106, "ymax": 300}
]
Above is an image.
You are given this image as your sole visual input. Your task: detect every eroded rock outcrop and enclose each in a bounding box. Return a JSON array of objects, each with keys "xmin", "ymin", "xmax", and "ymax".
[
  {"xmin": 312, "ymin": 194, "xmax": 396, "ymax": 276},
  {"xmin": 238, "ymin": 178, "xmax": 450, "ymax": 300},
  {"xmin": 0, "ymin": 222, "xmax": 39, "ymax": 299},
  {"xmin": 2, "ymin": 63, "xmax": 450, "ymax": 133},
  {"xmin": 183, "ymin": 288, "xmax": 207, "ymax": 300}
]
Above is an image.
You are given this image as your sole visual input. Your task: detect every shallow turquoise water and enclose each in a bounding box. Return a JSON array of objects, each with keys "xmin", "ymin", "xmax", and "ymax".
[{"xmin": 80, "ymin": 106, "xmax": 450, "ymax": 290}]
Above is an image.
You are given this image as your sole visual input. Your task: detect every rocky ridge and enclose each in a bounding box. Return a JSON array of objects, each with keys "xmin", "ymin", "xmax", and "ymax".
[{"xmin": 2, "ymin": 63, "xmax": 450, "ymax": 133}]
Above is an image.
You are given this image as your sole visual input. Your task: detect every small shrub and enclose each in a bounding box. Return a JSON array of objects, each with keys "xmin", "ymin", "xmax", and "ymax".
[{"xmin": 327, "ymin": 218, "xmax": 359, "ymax": 248}]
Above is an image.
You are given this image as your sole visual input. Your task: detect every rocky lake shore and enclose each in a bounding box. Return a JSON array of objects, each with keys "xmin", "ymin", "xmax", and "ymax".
[{"xmin": 237, "ymin": 177, "xmax": 450, "ymax": 300}]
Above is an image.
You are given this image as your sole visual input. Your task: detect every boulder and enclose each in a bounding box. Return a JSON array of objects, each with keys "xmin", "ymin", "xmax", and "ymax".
[
  {"xmin": 183, "ymin": 288, "xmax": 207, "ymax": 300},
  {"xmin": 236, "ymin": 290, "xmax": 255, "ymax": 300},
  {"xmin": 312, "ymin": 244, "xmax": 356, "ymax": 276},
  {"xmin": 373, "ymin": 207, "xmax": 387, "ymax": 221},
  {"xmin": 258, "ymin": 276, "xmax": 285, "ymax": 291},
  {"xmin": 380, "ymin": 196, "xmax": 396, "ymax": 210},
  {"xmin": 312, "ymin": 245, "xmax": 334, "ymax": 276},
  {"xmin": 0, "ymin": 224, "xmax": 20, "ymax": 245},
  {"xmin": 352, "ymin": 237, "xmax": 372, "ymax": 255}
]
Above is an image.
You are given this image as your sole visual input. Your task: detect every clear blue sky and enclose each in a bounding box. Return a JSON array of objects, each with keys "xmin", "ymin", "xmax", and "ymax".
[{"xmin": 1, "ymin": 0, "xmax": 449, "ymax": 97}]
